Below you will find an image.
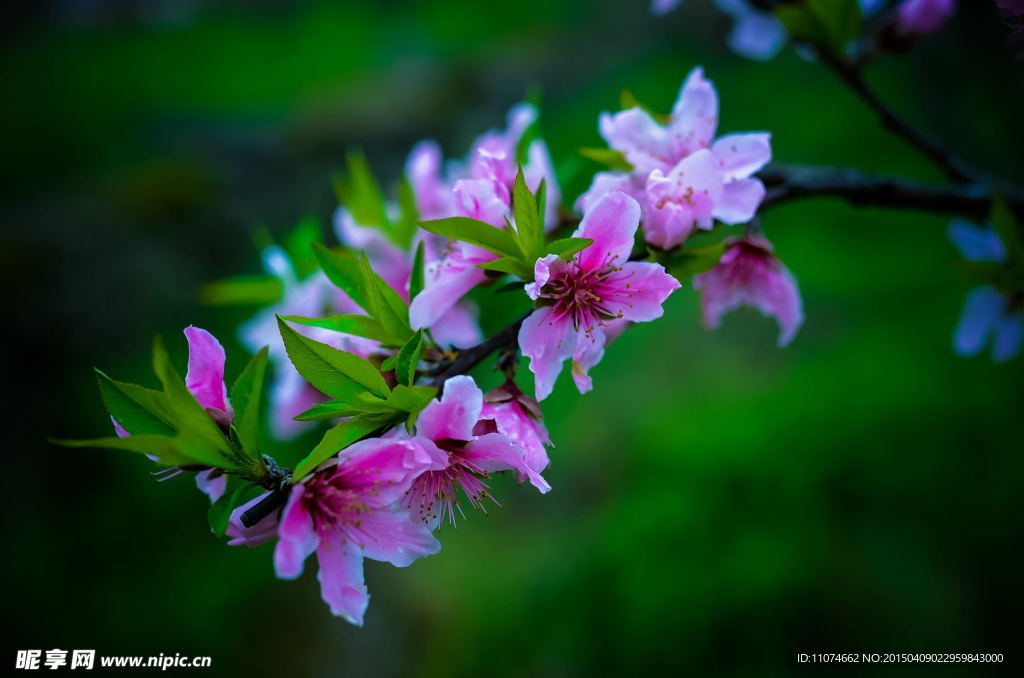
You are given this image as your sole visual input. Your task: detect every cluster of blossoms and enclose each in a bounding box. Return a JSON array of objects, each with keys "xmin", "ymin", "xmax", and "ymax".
[{"xmin": 69, "ymin": 1, "xmax": 1024, "ymax": 626}]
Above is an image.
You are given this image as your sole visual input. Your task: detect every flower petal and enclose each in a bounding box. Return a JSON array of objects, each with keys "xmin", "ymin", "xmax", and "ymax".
[
  {"xmin": 574, "ymin": 191, "xmax": 642, "ymax": 273},
  {"xmin": 409, "ymin": 258, "xmax": 488, "ymax": 330},
  {"xmin": 711, "ymin": 133, "xmax": 772, "ymax": 181},
  {"xmin": 993, "ymin": 310, "xmax": 1023, "ymax": 363},
  {"xmin": 571, "ymin": 328, "xmax": 606, "ymax": 395},
  {"xmin": 465, "ymin": 432, "xmax": 550, "ymax": 493},
  {"xmin": 184, "ymin": 326, "xmax": 231, "ymax": 414},
  {"xmin": 948, "ymin": 221, "xmax": 1007, "ymax": 263},
  {"xmin": 953, "ymin": 286, "xmax": 1004, "ymax": 357},
  {"xmin": 415, "ymin": 375, "xmax": 484, "ymax": 442},
  {"xmin": 315, "ymin": 538, "xmax": 369, "ymax": 625},
  {"xmin": 670, "ymin": 67, "xmax": 719, "ymax": 154},
  {"xmin": 480, "ymin": 400, "xmax": 552, "ymax": 477},
  {"xmin": 195, "ymin": 469, "xmax": 226, "ymax": 504},
  {"xmin": 337, "ymin": 437, "xmax": 448, "ymax": 506},
  {"xmin": 644, "ymin": 149, "xmax": 723, "ymax": 248},
  {"xmin": 599, "ymin": 108, "xmax": 674, "ymax": 175},
  {"xmin": 602, "ymin": 261, "xmax": 682, "ymax": 323},
  {"xmin": 713, "ymin": 177, "xmax": 766, "ymax": 224},
  {"xmin": 431, "ymin": 300, "xmax": 483, "ymax": 349},
  {"xmin": 352, "ymin": 508, "xmax": 441, "ymax": 567},
  {"xmin": 274, "ymin": 486, "xmax": 319, "ymax": 580},
  {"xmin": 575, "ymin": 171, "xmax": 642, "ymax": 215},
  {"xmin": 518, "ymin": 307, "xmax": 577, "ymax": 401}
]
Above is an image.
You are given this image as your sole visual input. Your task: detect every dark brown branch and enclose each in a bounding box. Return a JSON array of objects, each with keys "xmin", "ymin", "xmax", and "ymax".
[
  {"xmin": 430, "ymin": 312, "xmax": 530, "ymax": 388},
  {"xmin": 820, "ymin": 53, "xmax": 977, "ymax": 184},
  {"xmin": 760, "ymin": 164, "xmax": 997, "ymax": 218}
]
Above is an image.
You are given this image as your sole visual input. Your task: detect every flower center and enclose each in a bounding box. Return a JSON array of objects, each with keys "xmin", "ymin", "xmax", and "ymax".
[
  {"xmin": 543, "ymin": 259, "xmax": 627, "ymax": 332},
  {"xmin": 304, "ymin": 472, "xmax": 371, "ymax": 537},
  {"xmin": 402, "ymin": 440, "xmax": 501, "ymax": 528}
]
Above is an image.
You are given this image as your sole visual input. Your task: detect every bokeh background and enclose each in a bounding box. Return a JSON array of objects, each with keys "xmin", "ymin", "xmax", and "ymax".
[{"xmin": 3, "ymin": 1, "xmax": 1023, "ymax": 675}]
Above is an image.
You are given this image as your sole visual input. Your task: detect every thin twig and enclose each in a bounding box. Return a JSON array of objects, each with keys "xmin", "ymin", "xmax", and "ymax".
[
  {"xmin": 759, "ymin": 164, "xmax": 998, "ymax": 218},
  {"xmin": 820, "ymin": 53, "xmax": 977, "ymax": 184}
]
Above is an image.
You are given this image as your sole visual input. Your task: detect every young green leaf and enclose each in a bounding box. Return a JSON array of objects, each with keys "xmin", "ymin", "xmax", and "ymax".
[
  {"xmin": 544, "ymin": 237, "xmax": 593, "ymax": 260},
  {"xmin": 580, "ymin": 147, "xmax": 633, "ymax": 172},
  {"xmin": 312, "ymin": 244, "xmax": 372, "ymax": 312},
  {"xmin": 292, "ymin": 413, "xmax": 394, "ymax": 481},
  {"xmin": 475, "ymin": 256, "xmax": 534, "ymax": 279},
  {"xmin": 200, "ymin": 276, "xmax": 283, "ymax": 306},
  {"xmin": 293, "ymin": 401, "xmax": 365, "ymax": 421},
  {"xmin": 409, "ymin": 240, "xmax": 426, "ymax": 302},
  {"xmin": 395, "ymin": 330, "xmax": 425, "ymax": 387},
  {"xmin": 95, "ymin": 370, "xmax": 175, "ymax": 436},
  {"xmin": 283, "ymin": 314, "xmax": 393, "ymax": 344},
  {"xmin": 207, "ymin": 480, "xmax": 255, "ymax": 537},
  {"xmin": 284, "ymin": 216, "xmax": 323, "ymax": 279},
  {"xmin": 335, "ymin": 150, "xmax": 391, "ymax": 232},
  {"xmin": 52, "ymin": 433, "xmax": 216, "ymax": 468},
  {"xmin": 357, "ymin": 253, "xmax": 413, "ymax": 343},
  {"xmin": 419, "ymin": 217, "xmax": 521, "ymax": 259},
  {"xmin": 229, "ymin": 347, "xmax": 268, "ymax": 456},
  {"xmin": 395, "ymin": 176, "xmax": 420, "ymax": 250},
  {"xmin": 512, "ymin": 166, "xmax": 542, "ymax": 260},
  {"xmin": 151, "ymin": 336, "xmax": 242, "ymax": 468},
  {"xmin": 276, "ymin": 317, "xmax": 391, "ymax": 400}
]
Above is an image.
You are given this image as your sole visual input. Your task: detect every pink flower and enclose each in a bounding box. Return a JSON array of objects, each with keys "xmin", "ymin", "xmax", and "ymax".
[
  {"xmin": 406, "ymin": 140, "xmax": 455, "ymax": 221},
  {"xmin": 402, "ymin": 376, "xmax": 550, "ymax": 528},
  {"xmin": 476, "ymin": 381, "xmax": 552, "ymax": 480},
  {"xmin": 519, "ymin": 192, "xmax": 682, "ymax": 400},
  {"xmin": 578, "ymin": 68, "xmax": 770, "ymax": 249},
  {"xmin": 692, "ymin": 235, "xmax": 804, "ymax": 346},
  {"xmin": 334, "ymin": 207, "xmax": 482, "ymax": 349},
  {"xmin": 113, "ymin": 326, "xmax": 231, "ymax": 502},
  {"xmin": 273, "ymin": 438, "xmax": 447, "ymax": 625},
  {"xmin": 410, "ymin": 104, "xmax": 563, "ymax": 330},
  {"xmin": 896, "ymin": 0, "xmax": 956, "ymax": 36}
]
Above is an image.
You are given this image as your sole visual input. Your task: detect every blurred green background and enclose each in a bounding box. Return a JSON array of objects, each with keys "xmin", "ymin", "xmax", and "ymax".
[{"xmin": 3, "ymin": 1, "xmax": 1022, "ymax": 675}]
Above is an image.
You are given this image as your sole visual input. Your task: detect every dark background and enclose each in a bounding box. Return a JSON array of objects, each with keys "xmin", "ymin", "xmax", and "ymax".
[{"xmin": 2, "ymin": 1, "xmax": 1022, "ymax": 675}]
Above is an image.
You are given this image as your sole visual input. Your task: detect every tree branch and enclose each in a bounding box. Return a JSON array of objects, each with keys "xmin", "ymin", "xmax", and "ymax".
[
  {"xmin": 430, "ymin": 312, "xmax": 530, "ymax": 388},
  {"xmin": 821, "ymin": 54, "xmax": 977, "ymax": 184},
  {"xmin": 759, "ymin": 164, "xmax": 997, "ymax": 218}
]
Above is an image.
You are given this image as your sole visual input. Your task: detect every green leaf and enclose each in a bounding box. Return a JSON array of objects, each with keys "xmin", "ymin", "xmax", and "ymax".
[
  {"xmin": 284, "ymin": 216, "xmax": 323, "ymax": 278},
  {"xmin": 283, "ymin": 314, "xmax": 393, "ymax": 344},
  {"xmin": 95, "ymin": 370, "xmax": 175, "ymax": 436},
  {"xmin": 990, "ymin": 194, "xmax": 1023, "ymax": 261},
  {"xmin": 774, "ymin": 0, "xmax": 861, "ymax": 56},
  {"xmin": 409, "ymin": 240, "xmax": 426, "ymax": 302},
  {"xmin": 386, "ymin": 384, "xmax": 436, "ymax": 412},
  {"xmin": 512, "ymin": 166, "xmax": 542, "ymax": 260},
  {"xmin": 419, "ymin": 217, "xmax": 521, "ymax": 259},
  {"xmin": 207, "ymin": 479, "xmax": 253, "ymax": 537},
  {"xmin": 200, "ymin": 276, "xmax": 283, "ymax": 306},
  {"xmin": 52, "ymin": 434, "xmax": 208, "ymax": 468},
  {"xmin": 395, "ymin": 330, "xmax": 424, "ymax": 387},
  {"xmin": 544, "ymin": 237, "xmax": 593, "ymax": 260},
  {"xmin": 312, "ymin": 244, "xmax": 372, "ymax": 312},
  {"xmin": 395, "ymin": 176, "xmax": 420, "ymax": 250},
  {"xmin": 293, "ymin": 401, "xmax": 365, "ymax": 421},
  {"xmin": 151, "ymin": 336, "xmax": 241, "ymax": 469},
  {"xmin": 580, "ymin": 147, "xmax": 633, "ymax": 172},
  {"xmin": 357, "ymin": 253, "xmax": 413, "ymax": 343},
  {"xmin": 277, "ymin": 317, "xmax": 391, "ymax": 400},
  {"xmin": 292, "ymin": 414, "xmax": 394, "ymax": 481},
  {"xmin": 476, "ymin": 257, "xmax": 534, "ymax": 279},
  {"xmin": 230, "ymin": 347, "xmax": 268, "ymax": 455},
  {"xmin": 334, "ymin": 150, "xmax": 391, "ymax": 232},
  {"xmin": 666, "ymin": 242, "xmax": 727, "ymax": 277}
]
